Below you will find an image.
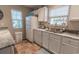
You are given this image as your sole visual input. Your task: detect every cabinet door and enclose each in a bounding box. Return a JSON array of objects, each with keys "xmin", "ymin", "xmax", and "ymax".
[
  {"xmin": 60, "ymin": 43, "xmax": 78, "ymax": 54},
  {"xmin": 38, "ymin": 7, "xmax": 45, "ymax": 21},
  {"xmin": 34, "ymin": 30, "xmax": 42, "ymax": 46},
  {"xmin": 38, "ymin": 7, "xmax": 48, "ymax": 22},
  {"xmin": 42, "ymin": 32, "xmax": 49, "ymax": 49},
  {"xmin": 49, "ymin": 38, "xmax": 61, "ymax": 53},
  {"xmin": 44, "ymin": 7, "xmax": 48, "ymax": 22}
]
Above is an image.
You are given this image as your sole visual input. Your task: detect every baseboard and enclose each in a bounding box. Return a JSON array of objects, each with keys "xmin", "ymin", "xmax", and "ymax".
[{"xmin": 24, "ymin": 39, "xmax": 33, "ymax": 43}]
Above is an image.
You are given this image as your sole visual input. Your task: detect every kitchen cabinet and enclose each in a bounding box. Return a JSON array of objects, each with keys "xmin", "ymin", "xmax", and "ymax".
[
  {"xmin": 42, "ymin": 31, "xmax": 49, "ymax": 49},
  {"xmin": 33, "ymin": 29, "xmax": 79, "ymax": 54},
  {"xmin": 69, "ymin": 6, "xmax": 79, "ymax": 21},
  {"xmin": 49, "ymin": 33, "xmax": 62, "ymax": 53},
  {"xmin": 33, "ymin": 29, "xmax": 42, "ymax": 46},
  {"xmin": 38, "ymin": 7, "xmax": 48, "ymax": 22},
  {"xmin": 15, "ymin": 32, "xmax": 22, "ymax": 43},
  {"xmin": 60, "ymin": 37, "xmax": 79, "ymax": 54},
  {"xmin": 60, "ymin": 43, "xmax": 78, "ymax": 54}
]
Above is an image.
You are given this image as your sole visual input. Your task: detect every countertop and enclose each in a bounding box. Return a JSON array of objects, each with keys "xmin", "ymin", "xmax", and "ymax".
[
  {"xmin": 34, "ymin": 28, "xmax": 79, "ymax": 40},
  {"xmin": 0, "ymin": 29, "xmax": 15, "ymax": 49}
]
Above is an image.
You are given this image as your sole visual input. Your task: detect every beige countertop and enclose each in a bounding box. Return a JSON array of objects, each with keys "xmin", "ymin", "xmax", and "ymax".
[
  {"xmin": 34, "ymin": 28, "xmax": 79, "ymax": 40},
  {"xmin": 0, "ymin": 29, "xmax": 15, "ymax": 49}
]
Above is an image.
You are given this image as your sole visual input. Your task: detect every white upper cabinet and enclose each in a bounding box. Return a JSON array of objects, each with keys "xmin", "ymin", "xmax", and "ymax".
[
  {"xmin": 69, "ymin": 6, "xmax": 79, "ymax": 21},
  {"xmin": 38, "ymin": 7, "xmax": 48, "ymax": 22}
]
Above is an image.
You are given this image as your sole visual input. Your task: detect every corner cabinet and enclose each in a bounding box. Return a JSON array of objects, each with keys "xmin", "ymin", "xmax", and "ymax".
[{"xmin": 38, "ymin": 7, "xmax": 48, "ymax": 22}]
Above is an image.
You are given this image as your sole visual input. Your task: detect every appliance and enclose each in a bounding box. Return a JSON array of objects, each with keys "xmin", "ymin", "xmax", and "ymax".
[{"xmin": 26, "ymin": 15, "xmax": 38, "ymax": 42}]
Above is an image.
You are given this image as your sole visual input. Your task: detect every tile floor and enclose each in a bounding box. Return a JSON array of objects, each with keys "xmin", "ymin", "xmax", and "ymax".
[{"xmin": 15, "ymin": 40, "xmax": 50, "ymax": 54}]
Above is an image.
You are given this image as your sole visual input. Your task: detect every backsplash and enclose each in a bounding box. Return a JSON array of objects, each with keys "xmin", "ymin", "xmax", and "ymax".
[{"xmin": 38, "ymin": 21, "xmax": 49, "ymax": 29}]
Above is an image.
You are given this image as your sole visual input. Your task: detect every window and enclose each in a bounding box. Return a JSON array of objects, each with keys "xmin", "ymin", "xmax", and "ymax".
[
  {"xmin": 49, "ymin": 6, "xmax": 69, "ymax": 26},
  {"xmin": 11, "ymin": 10, "xmax": 22, "ymax": 29}
]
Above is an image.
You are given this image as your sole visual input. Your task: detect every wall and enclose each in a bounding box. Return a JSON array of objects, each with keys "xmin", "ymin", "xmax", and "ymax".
[
  {"xmin": 0, "ymin": 5, "xmax": 30, "ymax": 40},
  {"xmin": 69, "ymin": 5, "xmax": 79, "ymax": 19},
  {"xmin": 68, "ymin": 21, "xmax": 79, "ymax": 31},
  {"xmin": 68, "ymin": 5, "xmax": 79, "ymax": 31}
]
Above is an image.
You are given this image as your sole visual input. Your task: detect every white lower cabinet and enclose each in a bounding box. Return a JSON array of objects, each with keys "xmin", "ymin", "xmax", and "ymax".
[
  {"xmin": 34, "ymin": 30, "xmax": 42, "ymax": 46},
  {"xmin": 42, "ymin": 32, "xmax": 49, "ymax": 49},
  {"xmin": 60, "ymin": 43, "xmax": 78, "ymax": 54},
  {"xmin": 60, "ymin": 37, "xmax": 79, "ymax": 54},
  {"xmin": 49, "ymin": 34, "xmax": 61, "ymax": 53},
  {"xmin": 49, "ymin": 38, "xmax": 61, "ymax": 53},
  {"xmin": 33, "ymin": 29, "xmax": 79, "ymax": 54},
  {"xmin": 15, "ymin": 32, "xmax": 22, "ymax": 43}
]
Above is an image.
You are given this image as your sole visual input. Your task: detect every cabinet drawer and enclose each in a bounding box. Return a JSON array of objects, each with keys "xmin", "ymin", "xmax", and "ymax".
[
  {"xmin": 62, "ymin": 37, "xmax": 79, "ymax": 47},
  {"xmin": 50, "ymin": 33, "xmax": 61, "ymax": 41}
]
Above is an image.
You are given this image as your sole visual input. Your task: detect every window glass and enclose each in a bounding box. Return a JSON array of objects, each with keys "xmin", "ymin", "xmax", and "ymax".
[
  {"xmin": 17, "ymin": 12, "xmax": 22, "ymax": 20},
  {"xmin": 50, "ymin": 6, "xmax": 69, "ymax": 17},
  {"xmin": 49, "ymin": 6, "xmax": 69, "ymax": 26},
  {"xmin": 11, "ymin": 10, "xmax": 22, "ymax": 29},
  {"xmin": 11, "ymin": 10, "xmax": 17, "ymax": 19}
]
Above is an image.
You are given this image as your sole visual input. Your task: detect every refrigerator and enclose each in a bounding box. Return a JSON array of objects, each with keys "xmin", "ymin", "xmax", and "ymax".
[{"xmin": 26, "ymin": 15, "xmax": 38, "ymax": 42}]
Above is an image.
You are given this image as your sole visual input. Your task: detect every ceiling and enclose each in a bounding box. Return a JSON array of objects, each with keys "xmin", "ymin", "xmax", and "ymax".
[{"xmin": 24, "ymin": 5, "xmax": 45, "ymax": 11}]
